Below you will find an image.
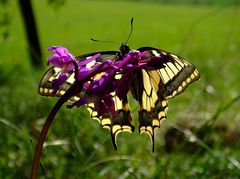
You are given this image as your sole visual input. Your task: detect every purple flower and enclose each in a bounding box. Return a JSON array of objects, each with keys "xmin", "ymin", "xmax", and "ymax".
[
  {"xmin": 74, "ymin": 61, "xmax": 118, "ymax": 117},
  {"xmin": 47, "ymin": 46, "xmax": 76, "ymax": 72},
  {"xmin": 46, "ymin": 46, "xmax": 162, "ymax": 120},
  {"xmin": 67, "ymin": 97, "xmax": 90, "ymax": 108},
  {"xmin": 52, "ymin": 73, "xmax": 68, "ymax": 90},
  {"xmin": 93, "ymin": 94, "xmax": 116, "ymax": 118},
  {"xmin": 77, "ymin": 53, "xmax": 100, "ymax": 67},
  {"xmin": 47, "ymin": 46, "xmax": 78, "ymax": 90},
  {"xmin": 47, "ymin": 47, "xmax": 102, "ymax": 91},
  {"xmin": 89, "ymin": 69, "xmax": 116, "ymax": 95},
  {"xmin": 114, "ymin": 50, "xmax": 149, "ymax": 99},
  {"xmin": 116, "ymin": 50, "xmax": 147, "ymax": 69}
]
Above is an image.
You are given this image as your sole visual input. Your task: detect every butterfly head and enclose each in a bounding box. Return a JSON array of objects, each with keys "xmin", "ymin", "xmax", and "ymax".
[{"xmin": 120, "ymin": 43, "xmax": 131, "ymax": 56}]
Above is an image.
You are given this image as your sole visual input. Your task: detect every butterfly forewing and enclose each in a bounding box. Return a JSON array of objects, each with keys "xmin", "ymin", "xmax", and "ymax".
[
  {"xmin": 138, "ymin": 47, "xmax": 200, "ymax": 99},
  {"xmin": 39, "ymin": 51, "xmax": 118, "ymax": 97}
]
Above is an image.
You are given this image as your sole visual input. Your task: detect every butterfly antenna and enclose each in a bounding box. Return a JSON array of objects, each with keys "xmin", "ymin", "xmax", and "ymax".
[
  {"xmin": 90, "ymin": 38, "xmax": 119, "ymax": 44},
  {"xmin": 125, "ymin": 17, "xmax": 134, "ymax": 44}
]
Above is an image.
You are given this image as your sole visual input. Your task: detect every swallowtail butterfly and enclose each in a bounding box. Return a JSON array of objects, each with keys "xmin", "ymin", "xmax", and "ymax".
[{"xmin": 39, "ymin": 43, "xmax": 200, "ymax": 152}]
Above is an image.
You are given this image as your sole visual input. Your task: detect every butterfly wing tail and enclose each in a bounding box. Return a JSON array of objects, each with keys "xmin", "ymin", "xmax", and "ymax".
[
  {"xmin": 139, "ymin": 99, "xmax": 168, "ymax": 152},
  {"xmin": 86, "ymin": 96, "xmax": 135, "ymax": 150}
]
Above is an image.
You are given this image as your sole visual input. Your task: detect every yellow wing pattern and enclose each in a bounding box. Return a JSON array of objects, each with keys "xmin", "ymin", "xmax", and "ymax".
[{"xmin": 132, "ymin": 48, "xmax": 200, "ymax": 152}]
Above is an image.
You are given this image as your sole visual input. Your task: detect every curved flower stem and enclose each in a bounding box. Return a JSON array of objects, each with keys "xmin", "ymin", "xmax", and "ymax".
[
  {"xmin": 68, "ymin": 61, "xmax": 79, "ymax": 81},
  {"xmin": 31, "ymin": 83, "xmax": 81, "ymax": 179}
]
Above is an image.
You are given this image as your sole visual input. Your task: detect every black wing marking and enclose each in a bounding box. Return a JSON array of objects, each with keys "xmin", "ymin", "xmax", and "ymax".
[{"xmin": 130, "ymin": 47, "xmax": 200, "ymax": 152}]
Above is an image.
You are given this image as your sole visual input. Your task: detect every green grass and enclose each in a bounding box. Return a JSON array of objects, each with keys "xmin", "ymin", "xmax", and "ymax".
[{"xmin": 1, "ymin": 0, "xmax": 240, "ymax": 178}]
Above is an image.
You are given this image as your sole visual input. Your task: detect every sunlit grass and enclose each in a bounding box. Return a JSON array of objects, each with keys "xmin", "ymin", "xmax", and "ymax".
[{"xmin": 0, "ymin": 0, "xmax": 240, "ymax": 178}]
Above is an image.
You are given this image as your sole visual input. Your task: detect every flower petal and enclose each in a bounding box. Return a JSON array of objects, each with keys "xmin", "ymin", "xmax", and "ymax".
[
  {"xmin": 52, "ymin": 73, "xmax": 67, "ymax": 90},
  {"xmin": 77, "ymin": 53, "xmax": 101, "ymax": 67},
  {"xmin": 67, "ymin": 98, "xmax": 90, "ymax": 108}
]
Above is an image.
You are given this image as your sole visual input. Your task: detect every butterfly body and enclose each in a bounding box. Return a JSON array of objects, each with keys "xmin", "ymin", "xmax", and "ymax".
[{"xmin": 39, "ymin": 44, "xmax": 200, "ymax": 152}]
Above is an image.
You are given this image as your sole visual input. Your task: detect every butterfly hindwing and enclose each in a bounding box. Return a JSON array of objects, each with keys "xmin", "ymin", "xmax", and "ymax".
[
  {"xmin": 130, "ymin": 69, "xmax": 168, "ymax": 152},
  {"xmin": 87, "ymin": 94, "xmax": 134, "ymax": 149}
]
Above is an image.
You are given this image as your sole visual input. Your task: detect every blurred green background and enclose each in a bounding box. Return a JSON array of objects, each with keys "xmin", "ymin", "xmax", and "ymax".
[{"xmin": 1, "ymin": 0, "xmax": 240, "ymax": 178}]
